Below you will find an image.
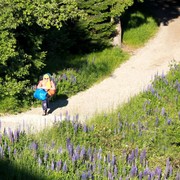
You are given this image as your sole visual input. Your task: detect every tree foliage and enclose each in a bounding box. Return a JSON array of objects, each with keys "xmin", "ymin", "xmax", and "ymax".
[
  {"xmin": 0, "ymin": 0, "xmax": 143, "ymax": 113},
  {"xmin": 74, "ymin": 0, "xmax": 141, "ymax": 51},
  {"xmin": 0, "ymin": 0, "xmax": 84, "ymax": 111}
]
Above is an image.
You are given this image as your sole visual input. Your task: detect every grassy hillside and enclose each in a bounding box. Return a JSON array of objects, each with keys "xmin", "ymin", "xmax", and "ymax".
[{"xmin": 0, "ymin": 61, "xmax": 179, "ymax": 179}]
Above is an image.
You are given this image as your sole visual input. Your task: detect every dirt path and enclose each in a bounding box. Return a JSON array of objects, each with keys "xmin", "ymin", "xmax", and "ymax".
[{"xmin": 1, "ymin": 3, "xmax": 180, "ymax": 133}]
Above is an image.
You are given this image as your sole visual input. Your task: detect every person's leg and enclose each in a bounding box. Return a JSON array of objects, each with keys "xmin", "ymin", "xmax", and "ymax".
[{"xmin": 42, "ymin": 99, "xmax": 48, "ymax": 115}]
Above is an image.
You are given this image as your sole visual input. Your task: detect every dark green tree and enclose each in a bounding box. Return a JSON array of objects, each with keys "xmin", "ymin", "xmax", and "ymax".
[{"xmin": 73, "ymin": 0, "xmax": 144, "ymax": 51}]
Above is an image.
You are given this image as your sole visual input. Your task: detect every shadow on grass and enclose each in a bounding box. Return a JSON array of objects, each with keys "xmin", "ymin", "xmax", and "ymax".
[{"xmin": 0, "ymin": 159, "xmax": 43, "ymax": 180}]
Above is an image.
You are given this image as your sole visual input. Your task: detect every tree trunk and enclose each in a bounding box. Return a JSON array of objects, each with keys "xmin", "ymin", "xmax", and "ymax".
[{"xmin": 112, "ymin": 18, "xmax": 122, "ymax": 47}]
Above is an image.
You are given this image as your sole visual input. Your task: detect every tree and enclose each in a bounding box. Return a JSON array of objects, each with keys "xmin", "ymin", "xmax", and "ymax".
[
  {"xmin": 0, "ymin": 0, "xmax": 85, "ymax": 111},
  {"xmin": 75, "ymin": 0, "xmax": 144, "ymax": 50}
]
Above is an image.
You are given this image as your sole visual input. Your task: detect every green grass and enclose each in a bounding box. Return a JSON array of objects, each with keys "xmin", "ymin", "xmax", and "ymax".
[
  {"xmin": 0, "ymin": 61, "xmax": 179, "ymax": 179},
  {"xmin": 53, "ymin": 47, "xmax": 129, "ymax": 98},
  {"xmin": 123, "ymin": 11, "xmax": 158, "ymax": 48}
]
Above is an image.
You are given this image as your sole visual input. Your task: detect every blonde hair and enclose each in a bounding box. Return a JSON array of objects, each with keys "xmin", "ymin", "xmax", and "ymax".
[{"xmin": 43, "ymin": 74, "xmax": 51, "ymax": 89}]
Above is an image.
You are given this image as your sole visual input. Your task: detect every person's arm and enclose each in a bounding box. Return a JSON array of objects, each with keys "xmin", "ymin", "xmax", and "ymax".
[
  {"xmin": 50, "ymin": 80, "xmax": 56, "ymax": 90},
  {"xmin": 37, "ymin": 80, "xmax": 47, "ymax": 90}
]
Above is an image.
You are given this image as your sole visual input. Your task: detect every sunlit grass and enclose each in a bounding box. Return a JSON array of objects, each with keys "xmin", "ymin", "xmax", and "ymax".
[
  {"xmin": 1, "ymin": 62, "xmax": 179, "ymax": 179},
  {"xmin": 123, "ymin": 11, "xmax": 158, "ymax": 48}
]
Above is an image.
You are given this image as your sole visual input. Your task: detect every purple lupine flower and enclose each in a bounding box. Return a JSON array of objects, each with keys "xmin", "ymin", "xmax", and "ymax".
[
  {"xmin": 143, "ymin": 167, "xmax": 150, "ymax": 176},
  {"xmin": 97, "ymin": 148, "xmax": 102, "ymax": 160},
  {"xmin": 38, "ymin": 156, "xmax": 42, "ymax": 167},
  {"xmin": 161, "ymin": 107, "xmax": 166, "ymax": 116},
  {"xmin": 108, "ymin": 171, "xmax": 113, "ymax": 180},
  {"xmin": 80, "ymin": 147, "xmax": 86, "ymax": 159},
  {"xmin": 140, "ymin": 150, "xmax": 146, "ymax": 165},
  {"xmin": 163, "ymin": 77, "xmax": 168, "ymax": 85},
  {"xmin": 75, "ymin": 114, "xmax": 79, "ymax": 121},
  {"xmin": 73, "ymin": 123, "xmax": 78, "ymax": 133},
  {"xmin": 138, "ymin": 172, "xmax": 143, "ymax": 180},
  {"xmin": 13, "ymin": 149, "xmax": 17, "ymax": 157},
  {"xmin": 58, "ymin": 147, "xmax": 63, "ymax": 154},
  {"xmin": 92, "ymin": 164, "xmax": 96, "ymax": 172},
  {"xmin": 43, "ymin": 153, "xmax": 48, "ymax": 162},
  {"xmin": 135, "ymin": 148, "xmax": 139, "ymax": 157},
  {"xmin": 114, "ymin": 165, "xmax": 118, "ymax": 177},
  {"xmin": 155, "ymin": 167, "xmax": 162, "ymax": 179},
  {"xmin": 59, "ymin": 112, "xmax": 62, "ymax": 121},
  {"xmin": 87, "ymin": 170, "xmax": 92, "ymax": 179},
  {"xmin": 87, "ymin": 147, "xmax": 91, "ymax": 158},
  {"xmin": 71, "ymin": 75, "xmax": 76, "ymax": 84},
  {"xmin": 51, "ymin": 161, "xmax": 55, "ymax": 170},
  {"xmin": 65, "ymin": 111, "xmax": 69, "ymax": 120},
  {"xmin": 30, "ymin": 142, "xmax": 38, "ymax": 151},
  {"xmin": 83, "ymin": 124, "xmax": 88, "ymax": 133},
  {"xmin": 111, "ymin": 155, "xmax": 116, "ymax": 166},
  {"xmin": 13, "ymin": 129, "xmax": 19, "ymax": 142},
  {"xmin": 150, "ymin": 171, "xmax": 155, "ymax": 179},
  {"xmin": 72, "ymin": 153, "xmax": 77, "ymax": 162},
  {"xmin": 155, "ymin": 116, "xmax": 159, "ymax": 126},
  {"xmin": 67, "ymin": 143, "xmax": 73, "ymax": 157},
  {"xmin": 66, "ymin": 138, "xmax": 71, "ymax": 148},
  {"xmin": 178, "ymin": 84, "xmax": 180, "ymax": 93},
  {"xmin": 147, "ymin": 174, "xmax": 151, "ymax": 180},
  {"xmin": 0, "ymin": 145, "xmax": 4, "ymax": 158},
  {"xmin": 107, "ymin": 153, "xmax": 111, "ymax": 163},
  {"xmin": 8, "ymin": 146, "xmax": 11, "ymax": 157},
  {"xmin": 167, "ymin": 118, "xmax": 172, "ymax": 125},
  {"xmin": 62, "ymin": 73, "xmax": 67, "ymax": 80},
  {"xmin": 62, "ymin": 161, "xmax": 67, "ymax": 172},
  {"xmin": 165, "ymin": 158, "xmax": 170, "ymax": 178},
  {"xmin": 119, "ymin": 177, "xmax": 122, "ymax": 180},
  {"xmin": 76, "ymin": 144, "xmax": 81, "ymax": 153},
  {"xmin": 130, "ymin": 165, "xmax": 138, "ymax": 177},
  {"xmin": 169, "ymin": 165, "xmax": 173, "ymax": 176},
  {"xmin": 119, "ymin": 121, "xmax": 123, "ymax": 131},
  {"xmin": 81, "ymin": 172, "xmax": 87, "ymax": 180},
  {"xmin": 75, "ymin": 150, "xmax": 80, "ymax": 160},
  {"xmin": 161, "ymin": 71, "xmax": 165, "ymax": 79},
  {"xmin": 3, "ymin": 128, "xmax": 8, "ymax": 137},
  {"xmin": 150, "ymin": 85, "xmax": 156, "ymax": 94},
  {"xmin": 128, "ymin": 150, "xmax": 135, "ymax": 165},
  {"xmin": 51, "ymin": 141, "xmax": 55, "ymax": 149},
  {"xmin": 56, "ymin": 160, "xmax": 62, "ymax": 171}
]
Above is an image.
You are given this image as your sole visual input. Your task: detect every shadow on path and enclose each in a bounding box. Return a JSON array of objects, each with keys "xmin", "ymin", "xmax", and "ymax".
[
  {"xmin": 144, "ymin": 0, "xmax": 180, "ymax": 26},
  {"xmin": 48, "ymin": 96, "xmax": 68, "ymax": 114}
]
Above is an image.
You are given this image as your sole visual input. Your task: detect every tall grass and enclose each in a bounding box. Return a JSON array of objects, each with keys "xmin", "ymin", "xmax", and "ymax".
[
  {"xmin": 45, "ymin": 47, "xmax": 129, "ymax": 98},
  {"xmin": 0, "ymin": 62, "xmax": 179, "ymax": 179},
  {"xmin": 123, "ymin": 11, "xmax": 158, "ymax": 48}
]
